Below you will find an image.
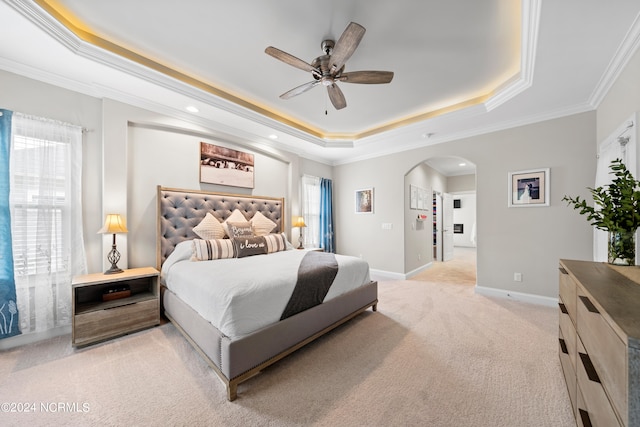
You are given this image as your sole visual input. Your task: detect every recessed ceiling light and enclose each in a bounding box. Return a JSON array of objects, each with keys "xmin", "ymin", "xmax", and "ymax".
[
  {"xmin": 186, "ymin": 105, "xmax": 199, "ymax": 113},
  {"xmin": 268, "ymin": 134, "xmax": 278, "ymax": 140},
  {"xmin": 459, "ymin": 162, "xmax": 467, "ymax": 167}
]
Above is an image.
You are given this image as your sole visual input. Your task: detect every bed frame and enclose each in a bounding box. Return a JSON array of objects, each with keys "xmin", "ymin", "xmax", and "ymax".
[{"xmin": 156, "ymin": 186, "xmax": 378, "ymax": 400}]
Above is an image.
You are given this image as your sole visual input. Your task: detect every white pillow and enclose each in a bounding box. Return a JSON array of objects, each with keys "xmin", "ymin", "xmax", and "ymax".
[
  {"xmin": 251, "ymin": 211, "xmax": 277, "ymax": 236},
  {"xmin": 193, "ymin": 212, "xmax": 225, "ymax": 240},
  {"xmin": 222, "ymin": 209, "xmax": 249, "ymax": 237}
]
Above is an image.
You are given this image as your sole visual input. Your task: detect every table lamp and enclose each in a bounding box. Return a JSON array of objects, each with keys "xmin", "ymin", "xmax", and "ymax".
[
  {"xmin": 98, "ymin": 214, "xmax": 128, "ymax": 274},
  {"xmin": 292, "ymin": 216, "xmax": 306, "ymax": 249}
]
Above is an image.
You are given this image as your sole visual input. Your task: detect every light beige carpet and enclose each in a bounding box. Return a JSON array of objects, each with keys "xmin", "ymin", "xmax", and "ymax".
[
  {"xmin": 0, "ymin": 251, "xmax": 574, "ymax": 426},
  {"xmin": 410, "ymin": 246, "xmax": 477, "ymax": 285}
]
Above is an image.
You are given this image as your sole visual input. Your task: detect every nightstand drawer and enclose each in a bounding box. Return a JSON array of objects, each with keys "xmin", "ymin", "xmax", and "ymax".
[{"xmin": 74, "ymin": 299, "xmax": 159, "ymax": 346}]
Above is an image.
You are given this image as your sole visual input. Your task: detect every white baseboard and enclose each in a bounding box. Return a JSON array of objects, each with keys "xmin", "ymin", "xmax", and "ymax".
[
  {"xmin": 369, "ymin": 269, "xmax": 407, "ymax": 281},
  {"xmin": 404, "ymin": 262, "xmax": 433, "ymax": 279},
  {"xmin": 371, "ymin": 262, "xmax": 433, "ymax": 282},
  {"xmin": 474, "ymin": 285, "xmax": 558, "ymax": 307}
]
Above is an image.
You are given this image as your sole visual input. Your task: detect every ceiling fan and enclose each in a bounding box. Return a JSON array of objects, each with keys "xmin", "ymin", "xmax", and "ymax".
[{"xmin": 265, "ymin": 22, "xmax": 394, "ymax": 110}]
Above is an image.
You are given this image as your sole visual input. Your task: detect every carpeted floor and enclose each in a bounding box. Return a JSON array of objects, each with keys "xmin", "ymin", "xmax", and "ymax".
[{"xmin": 0, "ymin": 248, "xmax": 575, "ymax": 426}]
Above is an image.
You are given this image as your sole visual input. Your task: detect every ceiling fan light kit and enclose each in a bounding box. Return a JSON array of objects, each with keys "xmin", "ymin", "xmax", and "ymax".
[{"xmin": 265, "ymin": 22, "xmax": 394, "ymax": 110}]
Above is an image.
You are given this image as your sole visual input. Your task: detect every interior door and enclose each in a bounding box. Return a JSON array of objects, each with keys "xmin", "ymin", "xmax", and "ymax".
[{"xmin": 442, "ymin": 193, "xmax": 454, "ymax": 261}]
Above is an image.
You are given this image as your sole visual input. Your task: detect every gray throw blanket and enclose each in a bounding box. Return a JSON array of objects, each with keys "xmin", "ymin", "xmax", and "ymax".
[{"xmin": 280, "ymin": 251, "xmax": 338, "ymax": 320}]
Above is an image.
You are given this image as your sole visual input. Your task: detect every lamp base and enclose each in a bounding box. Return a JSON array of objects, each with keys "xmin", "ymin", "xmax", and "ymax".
[
  {"xmin": 105, "ymin": 243, "xmax": 123, "ymax": 274},
  {"xmin": 104, "ymin": 265, "xmax": 123, "ymax": 275}
]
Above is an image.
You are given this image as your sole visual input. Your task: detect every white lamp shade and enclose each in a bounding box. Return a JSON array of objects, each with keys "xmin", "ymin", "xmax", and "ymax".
[
  {"xmin": 292, "ymin": 216, "xmax": 306, "ymax": 228},
  {"xmin": 98, "ymin": 214, "xmax": 128, "ymax": 234}
]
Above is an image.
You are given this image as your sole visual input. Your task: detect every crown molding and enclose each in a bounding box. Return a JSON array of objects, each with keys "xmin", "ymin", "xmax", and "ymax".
[{"xmin": 589, "ymin": 12, "xmax": 640, "ymax": 108}]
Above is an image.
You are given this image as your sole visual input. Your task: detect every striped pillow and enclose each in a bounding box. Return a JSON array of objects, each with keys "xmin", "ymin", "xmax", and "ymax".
[
  {"xmin": 263, "ymin": 233, "xmax": 288, "ymax": 254},
  {"xmin": 191, "ymin": 238, "xmax": 236, "ymax": 261}
]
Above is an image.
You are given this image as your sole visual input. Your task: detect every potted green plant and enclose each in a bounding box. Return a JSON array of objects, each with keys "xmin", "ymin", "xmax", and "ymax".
[{"xmin": 563, "ymin": 158, "xmax": 640, "ymax": 266}]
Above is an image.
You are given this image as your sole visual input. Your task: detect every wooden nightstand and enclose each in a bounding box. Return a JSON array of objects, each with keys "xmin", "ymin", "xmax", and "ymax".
[{"xmin": 71, "ymin": 267, "xmax": 160, "ymax": 347}]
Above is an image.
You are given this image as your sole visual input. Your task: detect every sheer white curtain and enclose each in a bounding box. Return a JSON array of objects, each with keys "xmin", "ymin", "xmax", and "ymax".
[
  {"xmin": 9, "ymin": 113, "xmax": 86, "ymax": 334},
  {"xmin": 593, "ymin": 120, "xmax": 636, "ymax": 262},
  {"xmin": 301, "ymin": 175, "xmax": 321, "ymax": 248}
]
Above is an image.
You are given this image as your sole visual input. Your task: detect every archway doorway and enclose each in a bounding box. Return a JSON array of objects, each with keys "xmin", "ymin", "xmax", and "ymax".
[{"xmin": 405, "ymin": 156, "xmax": 477, "ymax": 285}]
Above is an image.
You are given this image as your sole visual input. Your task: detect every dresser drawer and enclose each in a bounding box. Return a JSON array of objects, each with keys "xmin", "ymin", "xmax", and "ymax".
[
  {"xmin": 559, "ymin": 264, "xmax": 577, "ymax": 323},
  {"xmin": 74, "ymin": 299, "xmax": 159, "ymax": 346},
  {"xmin": 559, "ymin": 327, "xmax": 577, "ymax": 416},
  {"xmin": 559, "ymin": 299, "xmax": 577, "ymax": 372},
  {"xmin": 577, "ymin": 337, "xmax": 622, "ymax": 427},
  {"xmin": 576, "ymin": 288, "xmax": 627, "ymax": 423}
]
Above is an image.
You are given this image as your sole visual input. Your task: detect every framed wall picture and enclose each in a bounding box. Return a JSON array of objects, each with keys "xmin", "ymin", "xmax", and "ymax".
[
  {"xmin": 409, "ymin": 184, "xmax": 429, "ymax": 210},
  {"xmin": 355, "ymin": 188, "xmax": 374, "ymax": 214},
  {"xmin": 508, "ymin": 168, "xmax": 550, "ymax": 207},
  {"xmin": 200, "ymin": 142, "xmax": 254, "ymax": 188}
]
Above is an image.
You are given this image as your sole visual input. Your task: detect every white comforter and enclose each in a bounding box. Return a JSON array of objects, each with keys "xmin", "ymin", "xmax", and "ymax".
[{"xmin": 161, "ymin": 242, "xmax": 371, "ymax": 339}]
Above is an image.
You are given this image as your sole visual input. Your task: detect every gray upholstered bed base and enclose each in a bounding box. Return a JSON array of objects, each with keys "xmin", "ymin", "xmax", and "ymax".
[
  {"xmin": 162, "ymin": 281, "xmax": 377, "ymax": 400},
  {"xmin": 156, "ymin": 186, "xmax": 378, "ymax": 401}
]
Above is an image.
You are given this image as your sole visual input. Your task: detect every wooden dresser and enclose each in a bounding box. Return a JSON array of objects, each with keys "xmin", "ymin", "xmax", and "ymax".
[{"xmin": 559, "ymin": 259, "xmax": 640, "ymax": 427}]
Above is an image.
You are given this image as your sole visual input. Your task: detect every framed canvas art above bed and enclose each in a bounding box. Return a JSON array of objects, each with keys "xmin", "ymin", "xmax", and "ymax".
[{"xmin": 200, "ymin": 142, "xmax": 254, "ymax": 188}]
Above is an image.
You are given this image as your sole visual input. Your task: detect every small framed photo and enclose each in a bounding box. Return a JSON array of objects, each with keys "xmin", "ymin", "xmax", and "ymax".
[
  {"xmin": 355, "ymin": 188, "xmax": 374, "ymax": 214},
  {"xmin": 508, "ymin": 168, "xmax": 550, "ymax": 207}
]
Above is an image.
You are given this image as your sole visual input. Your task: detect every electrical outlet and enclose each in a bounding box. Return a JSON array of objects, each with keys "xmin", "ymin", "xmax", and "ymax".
[{"xmin": 514, "ymin": 272, "xmax": 523, "ymax": 282}]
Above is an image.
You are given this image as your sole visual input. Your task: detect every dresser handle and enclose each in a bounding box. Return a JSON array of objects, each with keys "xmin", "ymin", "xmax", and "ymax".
[
  {"xmin": 579, "ymin": 352, "xmax": 601, "ymax": 383},
  {"xmin": 559, "ymin": 338, "xmax": 568, "ymax": 354},
  {"xmin": 559, "ymin": 302, "xmax": 568, "ymax": 314},
  {"xmin": 578, "ymin": 409, "xmax": 592, "ymax": 427},
  {"xmin": 559, "ymin": 267, "xmax": 568, "ymax": 274},
  {"xmin": 579, "ymin": 295, "xmax": 600, "ymax": 314}
]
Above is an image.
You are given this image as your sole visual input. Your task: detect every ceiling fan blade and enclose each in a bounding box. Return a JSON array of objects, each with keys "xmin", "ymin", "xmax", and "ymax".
[
  {"xmin": 329, "ymin": 22, "xmax": 366, "ymax": 74},
  {"xmin": 338, "ymin": 71, "xmax": 394, "ymax": 84},
  {"xmin": 265, "ymin": 46, "xmax": 317, "ymax": 73},
  {"xmin": 327, "ymin": 84, "xmax": 347, "ymax": 110},
  {"xmin": 280, "ymin": 81, "xmax": 320, "ymax": 99}
]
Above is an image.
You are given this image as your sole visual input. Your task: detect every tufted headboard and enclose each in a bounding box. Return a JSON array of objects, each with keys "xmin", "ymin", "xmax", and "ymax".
[{"xmin": 156, "ymin": 186, "xmax": 285, "ymax": 268}]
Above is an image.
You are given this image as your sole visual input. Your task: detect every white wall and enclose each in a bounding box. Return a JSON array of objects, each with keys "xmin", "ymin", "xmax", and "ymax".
[
  {"xmin": 334, "ymin": 112, "xmax": 596, "ymax": 299},
  {"xmin": 1, "ymin": 57, "xmax": 619, "ymax": 302},
  {"xmin": 101, "ymin": 99, "xmax": 312, "ymax": 271},
  {"xmin": 0, "ymin": 69, "xmax": 104, "ymax": 274},
  {"xmin": 597, "ymin": 40, "xmax": 640, "ymax": 183},
  {"xmin": 404, "ymin": 164, "xmax": 443, "ymax": 274}
]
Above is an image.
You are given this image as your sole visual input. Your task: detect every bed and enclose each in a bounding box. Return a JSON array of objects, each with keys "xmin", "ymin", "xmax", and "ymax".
[{"xmin": 156, "ymin": 186, "xmax": 378, "ymax": 400}]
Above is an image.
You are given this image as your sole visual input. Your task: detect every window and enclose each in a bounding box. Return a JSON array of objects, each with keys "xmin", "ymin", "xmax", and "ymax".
[
  {"xmin": 301, "ymin": 175, "xmax": 321, "ymax": 249},
  {"xmin": 9, "ymin": 113, "xmax": 86, "ymax": 334},
  {"xmin": 11, "ymin": 136, "xmax": 68, "ymax": 277}
]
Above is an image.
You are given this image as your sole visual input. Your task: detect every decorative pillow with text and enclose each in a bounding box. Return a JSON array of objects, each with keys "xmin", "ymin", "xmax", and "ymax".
[
  {"xmin": 226, "ymin": 221, "xmax": 254, "ymax": 238},
  {"xmin": 233, "ymin": 236, "xmax": 268, "ymax": 258},
  {"xmin": 222, "ymin": 209, "xmax": 249, "ymax": 237}
]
